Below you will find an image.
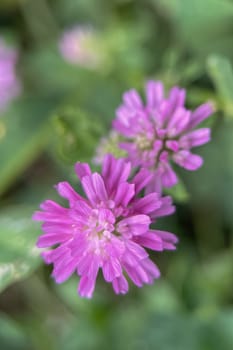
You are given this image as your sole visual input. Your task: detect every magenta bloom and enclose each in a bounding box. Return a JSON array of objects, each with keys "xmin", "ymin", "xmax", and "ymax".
[
  {"xmin": 33, "ymin": 155, "xmax": 177, "ymax": 298},
  {"xmin": 113, "ymin": 81, "xmax": 214, "ymax": 191},
  {"xmin": 0, "ymin": 39, "xmax": 21, "ymax": 112},
  {"xmin": 59, "ymin": 26, "xmax": 100, "ymax": 68}
]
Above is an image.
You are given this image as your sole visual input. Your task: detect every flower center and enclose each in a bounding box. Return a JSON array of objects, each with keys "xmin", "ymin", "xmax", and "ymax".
[
  {"xmin": 135, "ymin": 134, "xmax": 154, "ymax": 151},
  {"xmin": 87, "ymin": 208, "xmax": 116, "ymax": 240}
]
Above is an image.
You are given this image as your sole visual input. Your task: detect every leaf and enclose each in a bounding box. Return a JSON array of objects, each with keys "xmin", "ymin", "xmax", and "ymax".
[
  {"xmin": 141, "ymin": 280, "xmax": 182, "ymax": 313},
  {"xmin": 0, "ymin": 96, "xmax": 57, "ymax": 195},
  {"xmin": 191, "ymin": 250, "xmax": 233, "ymax": 306},
  {"xmin": 53, "ymin": 106, "xmax": 105, "ymax": 164},
  {"xmin": 0, "ymin": 313, "xmax": 28, "ymax": 350},
  {"xmin": 0, "ymin": 206, "xmax": 41, "ymax": 293},
  {"xmin": 207, "ymin": 55, "xmax": 233, "ymax": 118},
  {"xmin": 154, "ymin": 0, "xmax": 233, "ymax": 59},
  {"xmin": 207, "ymin": 310, "xmax": 233, "ymax": 350},
  {"xmin": 164, "ymin": 178, "xmax": 190, "ymax": 203}
]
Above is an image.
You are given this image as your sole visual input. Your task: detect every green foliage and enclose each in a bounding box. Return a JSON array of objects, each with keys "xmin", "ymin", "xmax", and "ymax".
[
  {"xmin": 0, "ymin": 0, "xmax": 233, "ymax": 349},
  {"xmin": 0, "ymin": 207, "xmax": 41, "ymax": 293},
  {"xmin": 154, "ymin": 0, "xmax": 233, "ymax": 59},
  {"xmin": 164, "ymin": 179, "xmax": 190, "ymax": 203},
  {"xmin": 0, "ymin": 313, "xmax": 28, "ymax": 350},
  {"xmin": 0, "ymin": 97, "xmax": 57, "ymax": 195},
  {"xmin": 53, "ymin": 105, "xmax": 104, "ymax": 163},
  {"xmin": 207, "ymin": 56, "xmax": 233, "ymax": 118}
]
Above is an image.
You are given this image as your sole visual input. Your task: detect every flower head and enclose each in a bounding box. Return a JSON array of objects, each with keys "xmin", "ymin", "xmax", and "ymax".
[
  {"xmin": 33, "ymin": 155, "xmax": 177, "ymax": 298},
  {"xmin": 59, "ymin": 25, "xmax": 101, "ymax": 68},
  {"xmin": 113, "ymin": 81, "xmax": 214, "ymax": 191},
  {"xmin": 0, "ymin": 38, "xmax": 21, "ymax": 112}
]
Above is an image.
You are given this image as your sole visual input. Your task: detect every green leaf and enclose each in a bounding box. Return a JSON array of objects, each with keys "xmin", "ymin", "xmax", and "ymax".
[
  {"xmin": 191, "ymin": 250, "xmax": 233, "ymax": 307},
  {"xmin": 53, "ymin": 105, "xmax": 105, "ymax": 164},
  {"xmin": 207, "ymin": 55, "xmax": 233, "ymax": 118},
  {"xmin": 0, "ymin": 97, "xmax": 57, "ymax": 195},
  {"xmin": 154, "ymin": 0, "xmax": 233, "ymax": 58},
  {"xmin": 0, "ymin": 207, "xmax": 41, "ymax": 293},
  {"xmin": 164, "ymin": 178, "xmax": 190, "ymax": 203},
  {"xmin": 0, "ymin": 313, "xmax": 28, "ymax": 350}
]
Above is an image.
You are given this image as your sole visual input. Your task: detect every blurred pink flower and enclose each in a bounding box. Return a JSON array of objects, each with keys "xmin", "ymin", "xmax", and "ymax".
[
  {"xmin": 0, "ymin": 38, "xmax": 21, "ymax": 112},
  {"xmin": 113, "ymin": 81, "xmax": 214, "ymax": 191},
  {"xmin": 59, "ymin": 26, "xmax": 100, "ymax": 68},
  {"xmin": 33, "ymin": 155, "xmax": 177, "ymax": 298}
]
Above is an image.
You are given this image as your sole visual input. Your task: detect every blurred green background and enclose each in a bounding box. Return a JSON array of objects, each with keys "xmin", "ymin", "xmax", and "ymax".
[{"xmin": 0, "ymin": 0, "xmax": 233, "ymax": 349}]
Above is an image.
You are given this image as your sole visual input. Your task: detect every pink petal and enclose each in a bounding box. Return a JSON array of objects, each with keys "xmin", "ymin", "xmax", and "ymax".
[
  {"xmin": 117, "ymin": 215, "xmax": 151, "ymax": 236},
  {"xmin": 167, "ymin": 108, "xmax": 190, "ymax": 137},
  {"xmin": 78, "ymin": 275, "xmax": 97, "ymax": 298},
  {"xmin": 52, "ymin": 257, "xmax": 77, "ymax": 283},
  {"xmin": 132, "ymin": 168, "xmax": 153, "ymax": 194},
  {"xmin": 37, "ymin": 233, "xmax": 72, "ymax": 248},
  {"xmin": 123, "ymin": 89, "xmax": 143, "ymax": 110},
  {"xmin": 133, "ymin": 232, "xmax": 163, "ymax": 251},
  {"xmin": 122, "ymin": 241, "xmax": 148, "ymax": 267},
  {"xmin": 179, "ymin": 128, "xmax": 211, "ymax": 148},
  {"xmin": 41, "ymin": 245, "xmax": 70, "ymax": 264},
  {"xmin": 75, "ymin": 162, "xmax": 91, "ymax": 180},
  {"xmin": 140, "ymin": 258, "xmax": 161, "ymax": 279},
  {"xmin": 72, "ymin": 200, "xmax": 92, "ymax": 217},
  {"xmin": 77, "ymin": 253, "xmax": 98, "ymax": 277},
  {"xmin": 188, "ymin": 102, "xmax": 214, "ymax": 129},
  {"xmin": 81, "ymin": 173, "xmax": 108, "ymax": 206},
  {"xmin": 39, "ymin": 200, "xmax": 67, "ymax": 214},
  {"xmin": 41, "ymin": 222, "xmax": 72, "ymax": 234},
  {"xmin": 168, "ymin": 87, "xmax": 186, "ymax": 110},
  {"xmin": 102, "ymin": 155, "xmax": 131, "ymax": 194},
  {"xmin": 131, "ymin": 193, "xmax": 161, "ymax": 215},
  {"xmin": 166, "ymin": 140, "xmax": 179, "ymax": 152},
  {"xmin": 113, "ymin": 182, "xmax": 135, "ymax": 207},
  {"xmin": 160, "ymin": 163, "xmax": 178, "ymax": 188},
  {"xmin": 55, "ymin": 182, "xmax": 83, "ymax": 206},
  {"xmin": 150, "ymin": 196, "xmax": 175, "ymax": 219},
  {"xmin": 173, "ymin": 150, "xmax": 203, "ymax": 170},
  {"xmin": 102, "ymin": 258, "xmax": 122, "ymax": 282},
  {"xmin": 112, "ymin": 275, "xmax": 129, "ymax": 294},
  {"xmin": 32, "ymin": 211, "xmax": 72, "ymax": 223},
  {"xmin": 145, "ymin": 80, "xmax": 164, "ymax": 108},
  {"xmin": 150, "ymin": 230, "xmax": 178, "ymax": 250}
]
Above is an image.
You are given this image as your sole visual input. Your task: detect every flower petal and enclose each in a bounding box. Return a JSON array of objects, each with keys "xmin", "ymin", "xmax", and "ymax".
[
  {"xmin": 55, "ymin": 182, "xmax": 83, "ymax": 206},
  {"xmin": 81, "ymin": 173, "xmax": 108, "ymax": 206},
  {"xmin": 75, "ymin": 162, "xmax": 91, "ymax": 180},
  {"xmin": 188, "ymin": 102, "xmax": 214, "ymax": 129},
  {"xmin": 112, "ymin": 275, "xmax": 129, "ymax": 294},
  {"xmin": 173, "ymin": 150, "xmax": 203, "ymax": 170},
  {"xmin": 102, "ymin": 258, "xmax": 122, "ymax": 282},
  {"xmin": 145, "ymin": 80, "xmax": 164, "ymax": 108},
  {"xmin": 131, "ymin": 193, "xmax": 161, "ymax": 215},
  {"xmin": 179, "ymin": 128, "xmax": 211, "ymax": 148},
  {"xmin": 78, "ymin": 275, "xmax": 97, "ymax": 299},
  {"xmin": 117, "ymin": 215, "xmax": 151, "ymax": 237}
]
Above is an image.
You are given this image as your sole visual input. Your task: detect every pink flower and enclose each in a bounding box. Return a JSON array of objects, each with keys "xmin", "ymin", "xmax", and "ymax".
[
  {"xmin": 33, "ymin": 155, "xmax": 177, "ymax": 298},
  {"xmin": 0, "ymin": 39, "xmax": 21, "ymax": 112},
  {"xmin": 113, "ymin": 81, "xmax": 214, "ymax": 191},
  {"xmin": 59, "ymin": 25, "xmax": 100, "ymax": 68}
]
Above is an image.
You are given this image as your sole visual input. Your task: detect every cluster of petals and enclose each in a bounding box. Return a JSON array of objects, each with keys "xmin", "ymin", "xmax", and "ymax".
[
  {"xmin": 0, "ymin": 38, "xmax": 21, "ymax": 112},
  {"xmin": 113, "ymin": 80, "xmax": 213, "ymax": 191},
  {"xmin": 33, "ymin": 155, "xmax": 177, "ymax": 298},
  {"xmin": 59, "ymin": 25, "xmax": 100, "ymax": 68}
]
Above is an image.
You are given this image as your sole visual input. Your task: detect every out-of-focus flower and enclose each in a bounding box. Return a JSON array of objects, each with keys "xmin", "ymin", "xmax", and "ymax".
[
  {"xmin": 33, "ymin": 155, "xmax": 177, "ymax": 298},
  {"xmin": 0, "ymin": 38, "xmax": 21, "ymax": 112},
  {"xmin": 59, "ymin": 25, "xmax": 101, "ymax": 68},
  {"xmin": 113, "ymin": 81, "xmax": 214, "ymax": 191}
]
